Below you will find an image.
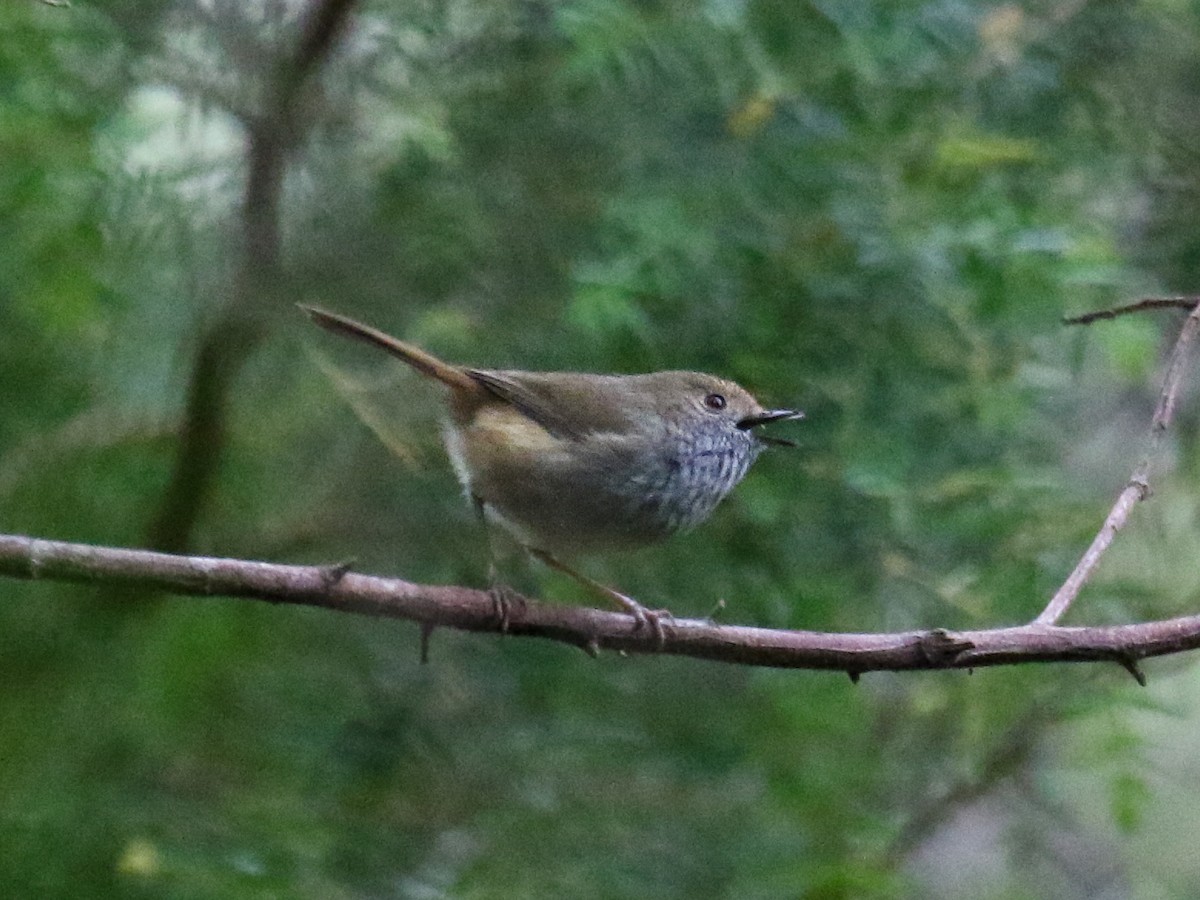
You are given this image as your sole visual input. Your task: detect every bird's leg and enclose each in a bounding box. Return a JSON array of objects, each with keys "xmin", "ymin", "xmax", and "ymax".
[
  {"xmin": 473, "ymin": 494, "xmax": 522, "ymax": 632},
  {"xmin": 527, "ymin": 548, "xmax": 669, "ymax": 647}
]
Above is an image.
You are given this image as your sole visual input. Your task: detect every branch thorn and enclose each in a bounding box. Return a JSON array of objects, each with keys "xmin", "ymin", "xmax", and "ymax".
[
  {"xmin": 1118, "ymin": 655, "xmax": 1147, "ymax": 687},
  {"xmin": 705, "ymin": 598, "xmax": 727, "ymax": 623}
]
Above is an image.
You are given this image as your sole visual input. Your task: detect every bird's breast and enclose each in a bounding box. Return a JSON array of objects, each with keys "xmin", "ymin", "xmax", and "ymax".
[
  {"xmin": 442, "ymin": 409, "xmax": 760, "ymax": 555},
  {"xmin": 629, "ymin": 429, "xmax": 759, "ymax": 534}
]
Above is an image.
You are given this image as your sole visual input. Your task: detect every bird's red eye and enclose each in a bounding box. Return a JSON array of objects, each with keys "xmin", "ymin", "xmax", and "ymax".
[{"xmin": 704, "ymin": 393, "xmax": 726, "ymax": 411}]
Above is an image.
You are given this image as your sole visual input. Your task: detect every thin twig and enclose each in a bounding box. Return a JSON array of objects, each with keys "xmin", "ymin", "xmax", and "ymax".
[
  {"xmin": 1036, "ymin": 300, "xmax": 1200, "ymax": 624},
  {"xmin": 1063, "ymin": 296, "xmax": 1199, "ymax": 325},
  {"xmin": 1, "ymin": 533, "xmax": 1198, "ymax": 675}
]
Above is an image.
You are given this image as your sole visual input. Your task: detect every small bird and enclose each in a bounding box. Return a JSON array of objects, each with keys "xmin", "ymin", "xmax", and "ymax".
[{"xmin": 301, "ymin": 305, "xmax": 802, "ymax": 637}]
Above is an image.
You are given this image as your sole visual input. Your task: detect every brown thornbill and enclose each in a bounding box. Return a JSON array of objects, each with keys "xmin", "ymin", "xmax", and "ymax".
[{"xmin": 301, "ymin": 305, "xmax": 803, "ymax": 638}]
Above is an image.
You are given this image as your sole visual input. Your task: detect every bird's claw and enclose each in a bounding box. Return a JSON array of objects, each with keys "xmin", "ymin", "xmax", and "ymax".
[
  {"xmin": 619, "ymin": 596, "xmax": 673, "ymax": 648},
  {"xmin": 488, "ymin": 582, "xmax": 525, "ymax": 633}
]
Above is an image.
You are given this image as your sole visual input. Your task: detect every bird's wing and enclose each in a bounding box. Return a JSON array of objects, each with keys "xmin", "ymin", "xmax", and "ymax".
[
  {"xmin": 466, "ymin": 370, "xmax": 588, "ymax": 440},
  {"xmin": 465, "ymin": 370, "xmax": 644, "ymax": 441}
]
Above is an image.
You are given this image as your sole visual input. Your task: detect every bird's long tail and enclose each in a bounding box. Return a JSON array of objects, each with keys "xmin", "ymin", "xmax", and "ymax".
[{"xmin": 300, "ymin": 305, "xmax": 480, "ymax": 394}]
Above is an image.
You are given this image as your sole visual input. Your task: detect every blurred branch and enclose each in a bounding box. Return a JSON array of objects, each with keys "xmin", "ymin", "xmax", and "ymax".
[
  {"xmin": 885, "ymin": 708, "xmax": 1044, "ymax": 865},
  {"xmin": 0, "ymin": 409, "xmax": 172, "ymax": 502},
  {"xmin": 147, "ymin": 0, "xmax": 359, "ymax": 553},
  {"xmin": 3, "ymin": 533, "xmax": 1200, "ymax": 676},
  {"xmin": 1035, "ymin": 297, "xmax": 1200, "ymax": 625},
  {"xmin": 285, "ymin": 0, "xmax": 358, "ymax": 91}
]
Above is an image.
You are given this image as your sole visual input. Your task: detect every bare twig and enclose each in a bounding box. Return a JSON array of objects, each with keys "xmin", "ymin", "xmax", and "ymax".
[
  {"xmin": 1035, "ymin": 300, "xmax": 1200, "ymax": 625},
  {"xmin": 1062, "ymin": 296, "xmax": 1199, "ymax": 325},
  {"xmin": 2, "ymin": 533, "xmax": 1200, "ymax": 675}
]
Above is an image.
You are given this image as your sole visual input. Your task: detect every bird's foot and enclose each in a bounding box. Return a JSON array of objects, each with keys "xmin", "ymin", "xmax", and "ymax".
[
  {"xmin": 488, "ymin": 580, "xmax": 525, "ymax": 633},
  {"xmin": 525, "ymin": 547, "xmax": 672, "ymax": 648},
  {"xmin": 610, "ymin": 591, "xmax": 673, "ymax": 648}
]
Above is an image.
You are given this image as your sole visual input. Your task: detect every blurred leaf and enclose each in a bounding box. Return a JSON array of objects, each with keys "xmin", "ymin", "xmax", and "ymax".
[{"xmin": 6, "ymin": 0, "xmax": 1200, "ymax": 896}]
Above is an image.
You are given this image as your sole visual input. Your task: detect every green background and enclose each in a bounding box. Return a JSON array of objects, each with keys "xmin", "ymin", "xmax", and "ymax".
[{"xmin": 4, "ymin": 0, "xmax": 1200, "ymax": 896}]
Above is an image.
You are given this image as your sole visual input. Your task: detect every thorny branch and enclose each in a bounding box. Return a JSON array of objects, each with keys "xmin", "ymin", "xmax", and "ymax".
[{"xmin": 1, "ymin": 533, "xmax": 1199, "ymax": 675}]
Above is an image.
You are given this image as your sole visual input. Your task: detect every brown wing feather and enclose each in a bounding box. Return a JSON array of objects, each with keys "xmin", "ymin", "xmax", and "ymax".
[
  {"xmin": 466, "ymin": 370, "xmax": 588, "ymax": 439},
  {"xmin": 466, "ymin": 369, "xmax": 661, "ymax": 440}
]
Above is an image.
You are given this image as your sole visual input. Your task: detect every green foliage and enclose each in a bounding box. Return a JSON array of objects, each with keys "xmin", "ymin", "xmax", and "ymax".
[{"xmin": 6, "ymin": 0, "xmax": 1200, "ymax": 897}]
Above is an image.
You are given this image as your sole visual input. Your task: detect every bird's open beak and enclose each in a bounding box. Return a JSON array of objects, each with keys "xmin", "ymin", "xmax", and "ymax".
[
  {"xmin": 737, "ymin": 409, "xmax": 805, "ymax": 430},
  {"xmin": 737, "ymin": 409, "xmax": 804, "ymax": 447}
]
